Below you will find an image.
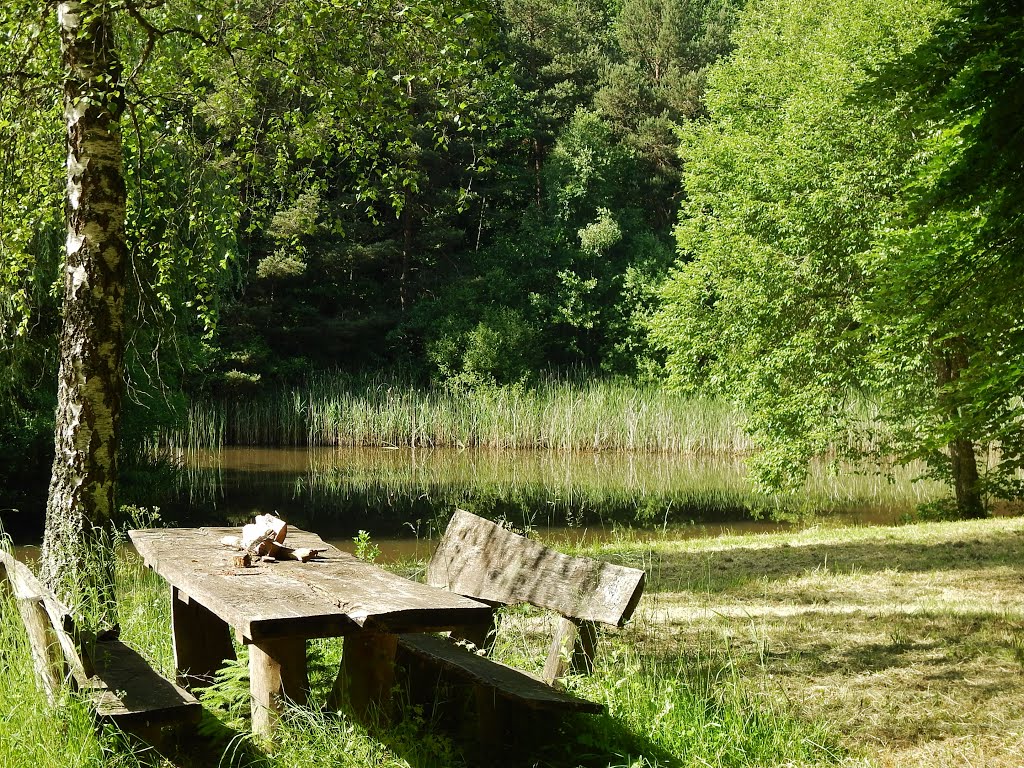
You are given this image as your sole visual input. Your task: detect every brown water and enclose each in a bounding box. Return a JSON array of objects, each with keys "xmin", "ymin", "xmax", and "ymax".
[
  {"xmin": 151, "ymin": 446, "xmax": 950, "ymax": 548},
  {"xmin": 7, "ymin": 447, "xmax": 951, "ymax": 554}
]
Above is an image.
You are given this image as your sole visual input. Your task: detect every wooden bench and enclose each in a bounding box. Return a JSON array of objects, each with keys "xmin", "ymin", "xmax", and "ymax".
[
  {"xmin": 396, "ymin": 510, "xmax": 646, "ymax": 741},
  {"xmin": 0, "ymin": 549, "xmax": 201, "ymax": 747}
]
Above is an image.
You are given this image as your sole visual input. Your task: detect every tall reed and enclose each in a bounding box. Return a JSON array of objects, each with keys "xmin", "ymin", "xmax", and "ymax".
[{"xmin": 161, "ymin": 372, "xmax": 759, "ymax": 453}]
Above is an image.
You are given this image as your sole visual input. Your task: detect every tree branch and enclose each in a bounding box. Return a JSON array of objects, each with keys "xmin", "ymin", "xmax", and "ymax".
[
  {"xmin": 121, "ymin": 0, "xmax": 219, "ymax": 84},
  {"xmin": 0, "ymin": 70, "xmax": 47, "ymax": 81},
  {"xmin": 2, "ymin": 3, "xmax": 55, "ymax": 89}
]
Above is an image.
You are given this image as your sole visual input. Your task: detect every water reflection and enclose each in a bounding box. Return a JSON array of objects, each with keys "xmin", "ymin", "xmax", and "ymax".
[{"xmin": 161, "ymin": 446, "xmax": 948, "ymax": 543}]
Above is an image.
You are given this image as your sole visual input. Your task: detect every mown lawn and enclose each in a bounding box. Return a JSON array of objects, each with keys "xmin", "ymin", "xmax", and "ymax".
[{"xmin": 582, "ymin": 515, "xmax": 1024, "ymax": 767}]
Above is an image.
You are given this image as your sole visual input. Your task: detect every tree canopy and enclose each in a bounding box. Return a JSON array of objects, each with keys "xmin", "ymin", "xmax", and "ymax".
[{"xmin": 650, "ymin": 0, "xmax": 1023, "ymax": 515}]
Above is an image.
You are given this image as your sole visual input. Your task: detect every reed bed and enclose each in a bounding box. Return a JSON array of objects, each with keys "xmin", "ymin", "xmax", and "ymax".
[{"xmin": 158, "ymin": 373, "xmax": 755, "ymax": 454}]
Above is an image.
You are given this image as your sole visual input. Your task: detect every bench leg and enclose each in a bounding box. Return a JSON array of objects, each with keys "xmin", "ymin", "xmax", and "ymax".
[
  {"xmin": 16, "ymin": 596, "xmax": 64, "ymax": 703},
  {"xmin": 543, "ymin": 617, "xmax": 598, "ymax": 684},
  {"xmin": 328, "ymin": 631, "xmax": 398, "ymax": 723},
  {"xmin": 249, "ymin": 637, "xmax": 309, "ymax": 738},
  {"xmin": 474, "ymin": 684, "xmax": 508, "ymax": 745},
  {"xmin": 171, "ymin": 586, "xmax": 236, "ymax": 690}
]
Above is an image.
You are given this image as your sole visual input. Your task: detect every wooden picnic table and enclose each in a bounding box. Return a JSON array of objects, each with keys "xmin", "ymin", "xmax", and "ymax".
[{"xmin": 129, "ymin": 526, "xmax": 492, "ymax": 736}]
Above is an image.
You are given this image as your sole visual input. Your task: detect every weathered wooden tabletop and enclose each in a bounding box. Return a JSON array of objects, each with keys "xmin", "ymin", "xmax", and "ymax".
[
  {"xmin": 129, "ymin": 526, "xmax": 491, "ymax": 643},
  {"xmin": 130, "ymin": 525, "xmax": 491, "ymax": 735}
]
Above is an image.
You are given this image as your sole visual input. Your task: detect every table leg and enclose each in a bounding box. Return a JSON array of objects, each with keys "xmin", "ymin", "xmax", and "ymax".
[
  {"xmin": 171, "ymin": 585, "xmax": 236, "ymax": 689},
  {"xmin": 249, "ymin": 637, "xmax": 309, "ymax": 737},
  {"xmin": 328, "ymin": 631, "xmax": 399, "ymax": 722}
]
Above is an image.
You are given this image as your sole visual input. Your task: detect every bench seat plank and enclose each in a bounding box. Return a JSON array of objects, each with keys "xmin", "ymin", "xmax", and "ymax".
[
  {"xmin": 83, "ymin": 640, "xmax": 202, "ymax": 728},
  {"xmin": 1, "ymin": 550, "xmax": 200, "ymax": 735},
  {"xmin": 398, "ymin": 633, "xmax": 602, "ymax": 713}
]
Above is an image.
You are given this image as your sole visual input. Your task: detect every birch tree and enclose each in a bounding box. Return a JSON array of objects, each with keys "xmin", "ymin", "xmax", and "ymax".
[
  {"xmin": 1, "ymin": 0, "xmax": 502, "ymax": 623},
  {"xmin": 34, "ymin": 0, "xmax": 127, "ymax": 627}
]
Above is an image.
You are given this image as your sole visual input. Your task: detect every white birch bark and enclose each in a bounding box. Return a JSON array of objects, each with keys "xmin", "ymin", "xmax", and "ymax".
[{"xmin": 41, "ymin": 0, "xmax": 127, "ymax": 630}]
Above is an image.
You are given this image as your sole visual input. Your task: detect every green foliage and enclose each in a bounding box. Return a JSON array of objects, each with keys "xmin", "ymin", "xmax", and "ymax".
[
  {"xmin": 0, "ymin": 2, "xmax": 63, "ymax": 339},
  {"xmin": 1, "ymin": 0, "xmax": 522, "ymax": 516},
  {"xmin": 198, "ymin": 650, "xmax": 254, "ymax": 731},
  {"xmin": 428, "ymin": 306, "xmax": 542, "ymax": 387},
  {"xmin": 0, "ymin": 4, "xmax": 64, "ymax": 519},
  {"xmin": 649, "ymin": 0, "xmax": 1016, "ymax": 505},
  {"xmin": 650, "ymin": 0, "xmax": 1023, "ymax": 514},
  {"xmin": 191, "ymin": 0, "xmax": 513, "ymax": 386},
  {"xmin": 909, "ymin": 497, "xmax": 964, "ymax": 523},
  {"xmin": 391, "ymin": 0, "xmax": 738, "ymax": 384},
  {"xmin": 860, "ymin": 0, "xmax": 1024, "ymax": 496},
  {"xmin": 352, "ymin": 529, "xmax": 381, "ymax": 563}
]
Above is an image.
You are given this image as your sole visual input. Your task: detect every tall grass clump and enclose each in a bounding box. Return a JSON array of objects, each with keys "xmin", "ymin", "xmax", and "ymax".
[
  {"xmin": 0, "ymin": 596, "xmax": 100, "ymax": 767},
  {"xmin": 469, "ymin": 604, "xmax": 847, "ymax": 767},
  {"xmin": 115, "ymin": 545, "xmax": 177, "ymax": 676},
  {"xmin": 161, "ymin": 371, "xmax": 757, "ymax": 454},
  {"xmin": 580, "ymin": 645, "xmax": 845, "ymax": 767}
]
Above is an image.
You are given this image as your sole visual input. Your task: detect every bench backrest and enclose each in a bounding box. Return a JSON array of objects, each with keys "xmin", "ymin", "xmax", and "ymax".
[
  {"xmin": 0, "ymin": 550, "xmax": 92, "ymax": 702},
  {"xmin": 426, "ymin": 509, "xmax": 645, "ymax": 627},
  {"xmin": 425, "ymin": 510, "xmax": 646, "ymax": 682}
]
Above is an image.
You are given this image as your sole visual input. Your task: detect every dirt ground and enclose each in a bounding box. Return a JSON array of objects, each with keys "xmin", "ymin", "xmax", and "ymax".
[{"xmin": 623, "ymin": 517, "xmax": 1024, "ymax": 767}]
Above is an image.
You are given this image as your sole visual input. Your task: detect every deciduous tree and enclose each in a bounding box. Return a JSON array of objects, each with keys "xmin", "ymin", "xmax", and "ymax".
[{"xmin": 651, "ymin": 0, "xmax": 1023, "ymax": 516}]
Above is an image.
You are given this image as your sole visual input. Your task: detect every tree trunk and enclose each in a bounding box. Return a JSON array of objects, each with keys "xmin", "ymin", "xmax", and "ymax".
[
  {"xmin": 934, "ymin": 344, "xmax": 985, "ymax": 519},
  {"xmin": 400, "ymin": 188, "xmax": 412, "ymax": 313},
  {"xmin": 949, "ymin": 436, "xmax": 984, "ymax": 519},
  {"xmin": 40, "ymin": 0, "xmax": 127, "ymax": 631},
  {"xmin": 533, "ymin": 137, "xmax": 542, "ymax": 208}
]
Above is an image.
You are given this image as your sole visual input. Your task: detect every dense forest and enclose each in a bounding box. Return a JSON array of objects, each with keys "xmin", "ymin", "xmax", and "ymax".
[{"xmin": 1, "ymin": 0, "xmax": 1021, "ymax": 524}]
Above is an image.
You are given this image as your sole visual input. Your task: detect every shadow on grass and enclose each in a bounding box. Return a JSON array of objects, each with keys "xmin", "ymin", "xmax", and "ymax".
[
  {"xmin": 135, "ymin": 651, "xmax": 843, "ymax": 768},
  {"xmin": 646, "ymin": 526, "xmax": 1024, "ymax": 594},
  {"xmin": 492, "ymin": 710, "xmax": 681, "ymax": 768},
  {"xmin": 161, "ymin": 710, "xmax": 270, "ymax": 768},
  {"xmin": 373, "ymin": 702, "xmax": 681, "ymax": 768}
]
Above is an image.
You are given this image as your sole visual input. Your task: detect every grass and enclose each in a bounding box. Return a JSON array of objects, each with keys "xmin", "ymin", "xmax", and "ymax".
[
  {"xmin": 580, "ymin": 515, "xmax": 1024, "ymax": 767},
  {"xmin": 159, "ymin": 372, "xmax": 756, "ymax": 453},
  {"xmin": 4, "ymin": 515, "xmax": 1024, "ymax": 767}
]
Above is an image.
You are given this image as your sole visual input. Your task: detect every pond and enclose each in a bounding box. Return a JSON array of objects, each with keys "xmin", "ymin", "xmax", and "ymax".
[{"xmin": 141, "ymin": 446, "xmax": 948, "ymax": 559}]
